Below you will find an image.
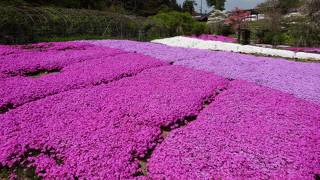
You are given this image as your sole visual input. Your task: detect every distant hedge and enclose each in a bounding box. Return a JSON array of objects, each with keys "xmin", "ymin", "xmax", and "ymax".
[{"xmin": 0, "ymin": 6, "xmax": 144, "ymax": 44}]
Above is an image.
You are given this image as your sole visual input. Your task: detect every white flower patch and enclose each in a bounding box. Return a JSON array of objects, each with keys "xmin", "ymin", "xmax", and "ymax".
[
  {"xmin": 215, "ymin": 42, "xmax": 241, "ymax": 52},
  {"xmin": 238, "ymin": 45, "xmax": 264, "ymax": 54},
  {"xmin": 295, "ymin": 52, "xmax": 320, "ymax": 61},
  {"xmin": 152, "ymin": 36, "xmax": 200, "ymax": 48},
  {"xmin": 261, "ymin": 49, "xmax": 296, "ymax": 59},
  {"xmin": 152, "ymin": 36, "xmax": 320, "ymax": 61},
  {"xmin": 193, "ymin": 41, "xmax": 215, "ymax": 50}
]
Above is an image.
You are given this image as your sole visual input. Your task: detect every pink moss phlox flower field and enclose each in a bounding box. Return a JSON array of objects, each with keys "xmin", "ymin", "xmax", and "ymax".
[
  {"xmin": 189, "ymin": 34, "xmax": 237, "ymax": 43},
  {"xmin": 0, "ymin": 42, "xmax": 124, "ymax": 78},
  {"xmin": 0, "ymin": 53, "xmax": 166, "ymax": 111},
  {"xmin": 148, "ymin": 80, "xmax": 320, "ymax": 179},
  {"xmin": 88, "ymin": 40, "xmax": 213, "ymax": 63},
  {"xmin": 90, "ymin": 40, "xmax": 320, "ymax": 105},
  {"xmin": 287, "ymin": 47, "xmax": 320, "ymax": 53},
  {"xmin": 0, "ymin": 66, "xmax": 228, "ymax": 178},
  {"xmin": 0, "ymin": 40, "xmax": 319, "ymax": 179},
  {"xmin": 175, "ymin": 51, "xmax": 320, "ymax": 104}
]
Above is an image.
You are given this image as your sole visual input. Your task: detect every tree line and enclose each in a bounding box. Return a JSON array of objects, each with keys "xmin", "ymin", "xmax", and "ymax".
[
  {"xmin": 3, "ymin": 0, "xmax": 182, "ymax": 16},
  {"xmin": 4, "ymin": 0, "xmax": 228, "ymax": 16}
]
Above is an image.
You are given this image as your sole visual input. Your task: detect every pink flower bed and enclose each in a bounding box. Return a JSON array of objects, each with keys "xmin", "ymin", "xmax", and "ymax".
[
  {"xmin": 148, "ymin": 80, "xmax": 320, "ymax": 179},
  {"xmin": 0, "ymin": 53, "xmax": 166, "ymax": 112},
  {"xmin": 0, "ymin": 42, "xmax": 124, "ymax": 78},
  {"xmin": 0, "ymin": 66, "xmax": 228, "ymax": 179},
  {"xmin": 0, "ymin": 40, "xmax": 319, "ymax": 179},
  {"xmin": 91, "ymin": 40, "xmax": 320, "ymax": 105},
  {"xmin": 189, "ymin": 34, "xmax": 237, "ymax": 43},
  {"xmin": 89, "ymin": 40, "xmax": 212, "ymax": 63},
  {"xmin": 287, "ymin": 47, "xmax": 320, "ymax": 53}
]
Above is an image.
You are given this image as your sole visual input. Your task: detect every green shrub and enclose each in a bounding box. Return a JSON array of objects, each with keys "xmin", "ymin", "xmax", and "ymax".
[
  {"xmin": 250, "ymin": 15, "xmax": 320, "ymax": 46},
  {"xmin": 144, "ymin": 11, "xmax": 208, "ymax": 40},
  {"xmin": 191, "ymin": 22, "xmax": 208, "ymax": 35},
  {"xmin": 208, "ymin": 22, "xmax": 232, "ymax": 36},
  {"xmin": 0, "ymin": 6, "xmax": 144, "ymax": 44},
  {"xmin": 260, "ymin": 31, "xmax": 288, "ymax": 45},
  {"xmin": 286, "ymin": 17, "xmax": 320, "ymax": 47}
]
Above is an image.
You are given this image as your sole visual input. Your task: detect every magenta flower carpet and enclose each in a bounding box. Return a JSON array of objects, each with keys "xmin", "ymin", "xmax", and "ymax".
[
  {"xmin": 287, "ymin": 47, "xmax": 320, "ymax": 54},
  {"xmin": 189, "ymin": 34, "xmax": 237, "ymax": 43},
  {"xmin": 0, "ymin": 41, "xmax": 319, "ymax": 179}
]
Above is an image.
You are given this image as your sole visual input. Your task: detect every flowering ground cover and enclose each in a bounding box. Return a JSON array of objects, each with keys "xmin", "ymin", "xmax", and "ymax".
[
  {"xmin": 0, "ymin": 40, "xmax": 319, "ymax": 179},
  {"xmin": 0, "ymin": 66, "xmax": 228, "ymax": 178},
  {"xmin": 152, "ymin": 36, "xmax": 320, "ymax": 60},
  {"xmin": 148, "ymin": 80, "xmax": 320, "ymax": 179},
  {"xmin": 90, "ymin": 40, "xmax": 320, "ymax": 105},
  {"xmin": 0, "ymin": 53, "xmax": 166, "ymax": 112},
  {"xmin": 189, "ymin": 34, "xmax": 237, "ymax": 43},
  {"xmin": 88, "ymin": 40, "xmax": 213, "ymax": 63},
  {"xmin": 287, "ymin": 47, "xmax": 320, "ymax": 53},
  {"xmin": 175, "ymin": 52, "xmax": 320, "ymax": 105},
  {"xmin": 0, "ymin": 42, "xmax": 124, "ymax": 78}
]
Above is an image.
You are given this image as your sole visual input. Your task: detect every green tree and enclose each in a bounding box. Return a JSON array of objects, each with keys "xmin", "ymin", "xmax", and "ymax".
[
  {"xmin": 206, "ymin": 0, "xmax": 226, "ymax": 11},
  {"xmin": 12, "ymin": 0, "xmax": 182, "ymax": 16},
  {"xmin": 145, "ymin": 11, "xmax": 207, "ymax": 39},
  {"xmin": 182, "ymin": 0, "xmax": 196, "ymax": 14}
]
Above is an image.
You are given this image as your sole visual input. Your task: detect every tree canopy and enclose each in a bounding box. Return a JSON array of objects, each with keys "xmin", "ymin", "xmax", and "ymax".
[
  {"xmin": 206, "ymin": 0, "xmax": 226, "ymax": 11},
  {"xmin": 257, "ymin": 0, "xmax": 303, "ymax": 14},
  {"xmin": 4, "ymin": 0, "xmax": 182, "ymax": 16},
  {"xmin": 182, "ymin": 0, "xmax": 196, "ymax": 14}
]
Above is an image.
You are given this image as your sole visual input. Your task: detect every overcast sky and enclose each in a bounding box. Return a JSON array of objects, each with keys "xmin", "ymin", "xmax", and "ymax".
[{"xmin": 177, "ymin": 0, "xmax": 265, "ymax": 13}]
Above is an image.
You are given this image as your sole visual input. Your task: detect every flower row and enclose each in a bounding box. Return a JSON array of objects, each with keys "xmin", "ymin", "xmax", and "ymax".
[{"xmin": 152, "ymin": 36, "xmax": 320, "ymax": 61}]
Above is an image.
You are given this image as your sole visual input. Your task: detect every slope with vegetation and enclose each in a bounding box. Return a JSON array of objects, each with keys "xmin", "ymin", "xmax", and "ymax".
[
  {"xmin": 251, "ymin": 0, "xmax": 320, "ymax": 46},
  {"xmin": 0, "ymin": 0, "xmax": 207, "ymax": 44}
]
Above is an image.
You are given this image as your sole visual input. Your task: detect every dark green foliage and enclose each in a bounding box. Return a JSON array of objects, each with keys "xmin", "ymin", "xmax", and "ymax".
[
  {"xmin": 144, "ymin": 11, "xmax": 207, "ymax": 39},
  {"xmin": 249, "ymin": 15, "xmax": 320, "ymax": 46},
  {"xmin": 286, "ymin": 18, "xmax": 320, "ymax": 46},
  {"xmin": 0, "ymin": 6, "xmax": 207, "ymax": 44},
  {"xmin": 0, "ymin": 6, "xmax": 144, "ymax": 44},
  {"xmin": 253, "ymin": 0, "xmax": 319, "ymax": 46},
  {"xmin": 191, "ymin": 22, "xmax": 208, "ymax": 35},
  {"xmin": 182, "ymin": 0, "xmax": 196, "ymax": 14},
  {"xmin": 121, "ymin": 0, "xmax": 182, "ymax": 16},
  {"xmin": 208, "ymin": 22, "xmax": 232, "ymax": 36},
  {"xmin": 2, "ymin": 0, "xmax": 182, "ymax": 16},
  {"xmin": 206, "ymin": 0, "xmax": 226, "ymax": 10},
  {"xmin": 0, "ymin": 1, "xmax": 205, "ymax": 44}
]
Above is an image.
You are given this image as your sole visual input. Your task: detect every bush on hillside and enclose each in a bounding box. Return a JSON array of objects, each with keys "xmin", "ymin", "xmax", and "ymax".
[
  {"xmin": 144, "ymin": 11, "xmax": 208, "ymax": 40},
  {"xmin": 0, "ymin": 6, "xmax": 143, "ymax": 44}
]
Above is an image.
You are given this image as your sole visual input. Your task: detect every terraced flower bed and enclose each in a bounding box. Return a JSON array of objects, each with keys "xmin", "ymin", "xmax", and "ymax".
[{"xmin": 0, "ymin": 41, "xmax": 319, "ymax": 179}]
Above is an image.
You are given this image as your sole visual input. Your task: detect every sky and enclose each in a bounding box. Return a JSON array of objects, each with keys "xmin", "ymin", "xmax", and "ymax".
[{"xmin": 177, "ymin": 0, "xmax": 266, "ymax": 13}]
